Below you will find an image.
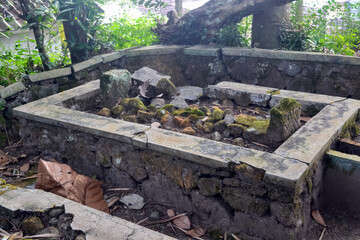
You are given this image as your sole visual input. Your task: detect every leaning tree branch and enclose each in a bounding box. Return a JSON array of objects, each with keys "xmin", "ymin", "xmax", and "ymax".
[{"xmin": 154, "ymin": 0, "xmax": 295, "ymax": 45}]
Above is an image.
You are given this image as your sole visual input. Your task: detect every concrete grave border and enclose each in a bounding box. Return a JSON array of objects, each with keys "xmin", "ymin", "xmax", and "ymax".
[{"xmin": 13, "ymin": 80, "xmax": 360, "ymax": 187}]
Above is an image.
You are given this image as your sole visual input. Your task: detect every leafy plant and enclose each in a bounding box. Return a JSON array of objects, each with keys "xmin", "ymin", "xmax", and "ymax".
[
  {"xmin": 95, "ymin": 12, "xmax": 158, "ymax": 51},
  {"xmin": 289, "ymin": 0, "xmax": 360, "ymax": 55},
  {"xmin": 215, "ymin": 15, "xmax": 252, "ymax": 47}
]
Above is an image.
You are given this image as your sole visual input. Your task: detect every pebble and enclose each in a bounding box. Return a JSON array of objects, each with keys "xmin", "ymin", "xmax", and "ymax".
[{"xmin": 212, "ymin": 131, "xmax": 222, "ymax": 141}]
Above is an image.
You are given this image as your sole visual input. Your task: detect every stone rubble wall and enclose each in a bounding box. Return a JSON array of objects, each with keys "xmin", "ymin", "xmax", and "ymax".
[
  {"xmin": 19, "ymin": 117, "xmax": 318, "ymax": 240},
  {"xmin": 1, "ymin": 44, "xmax": 359, "ymax": 145}
]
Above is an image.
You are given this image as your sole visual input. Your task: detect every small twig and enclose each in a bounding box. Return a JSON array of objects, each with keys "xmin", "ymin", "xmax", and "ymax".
[
  {"xmin": 110, "ymin": 206, "xmax": 118, "ymax": 214},
  {"xmin": 231, "ymin": 233, "xmax": 241, "ymax": 240},
  {"xmin": 319, "ymin": 227, "xmax": 326, "ymax": 240},
  {"xmin": 4, "ymin": 138, "xmax": 23, "ymax": 149},
  {"xmin": 107, "ymin": 188, "xmax": 131, "ymax": 191},
  {"xmin": 107, "ymin": 197, "xmax": 120, "ymax": 208},
  {"xmin": 29, "ymin": 155, "xmax": 41, "ymax": 163},
  {"xmin": 0, "ymin": 227, "xmax": 11, "ymax": 236},
  {"xmin": 136, "ymin": 217, "xmax": 149, "ymax": 225},
  {"xmin": 145, "ymin": 213, "xmax": 187, "ymax": 226},
  {"xmin": 171, "ymin": 224, "xmax": 204, "ymax": 240},
  {"xmin": 224, "ymin": 231, "xmax": 227, "ymax": 240},
  {"xmin": 252, "ymin": 141, "xmax": 270, "ymax": 149},
  {"xmin": 168, "ymin": 222, "xmax": 176, "ymax": 234}
]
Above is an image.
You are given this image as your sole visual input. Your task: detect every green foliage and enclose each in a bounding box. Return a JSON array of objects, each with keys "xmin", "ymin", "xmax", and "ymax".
[
  {"xmin": 130, "ymin": 0, "xmax": 166, "ymax": 10},
  {"xmin": 289, "ymin": 0, "xmax": 360, "ymax": 55},
  {"xmin": 215, "ymin": 15, "xmax": 252, "ymax": 47},
  {"xmin": 95, "ymin": 13, "xmax": 158, "ymax": 50}
]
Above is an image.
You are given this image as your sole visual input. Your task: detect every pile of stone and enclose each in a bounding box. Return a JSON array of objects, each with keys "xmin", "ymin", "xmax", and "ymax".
[{"xmin": 98, "ymin": 67, "xmax": 302, "ymax": 148}]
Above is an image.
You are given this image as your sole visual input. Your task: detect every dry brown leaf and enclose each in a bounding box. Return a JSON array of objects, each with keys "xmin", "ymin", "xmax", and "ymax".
[
  {"xmin": 20, "ymin": 162, "xmax": 30, "ymax": 172},
  {"xmin": 0, "ymin": 151, "xmax": 11, "ymax": 167},
  {"xmin": 311, "ymin": 210, "xmax": 327, "ymax": 227},
  {"xmin": 35, "ymin": 159, "xmax": 109, "ymax": 213},
  {"xmin": 300, "ymin": 116, "xmax": 312, "ymax": 123},
  {"xmin": 139, "ymin": 80, "xmax": 151, "ymax": 98},
  {"xmin": 167, "ymin": 209, "xmax": 175, "ymax": 217},
  {"xmin": 186, "ymin": 225, "xmax": 206, "ymax": 238},
  {"xmin": 173, "ymin": 215, "xmax": 191, "ymax": 230}
]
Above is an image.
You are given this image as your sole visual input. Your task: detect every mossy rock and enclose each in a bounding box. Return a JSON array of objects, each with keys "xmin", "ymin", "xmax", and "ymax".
[
  {"xmin": 22, "ymin": 216, "xmax": 44, "ymax": 235},
  {"xmin": 276, "ymin": 97, "xmax": 301, "ymax": 112},
  {"xmin": 97, "ymin": 108, "xmax": 111, "ymax": 117},
  {"xmin": 156, "ymin": 78, "xmax": 177, "ymax": 95},
  {"xmin": 248, "ymin": 119, "xmax": 270, "ymax": 135},
  {"xmin": 162, "ymin": 104, "xmax": 175, "ymax": 112},
  {"xmin": 111, "ymin": 105, "xmax": 124, "ymax": 115},
  {"xmin": 137, "ymin": 110, "xmax": 153, "ymax": 123},
  {"xmin": 341, "ymin": 119, "xmax": 360, "ymax": 139},
  {"xmin": 172, "ymin": 107, "xmax": 205, "ymax": 117},
  {"xmin": 120, "ymin": 98, "xmax": 147, "ymax": 112},
  {"xmin": 199, "ymin": 106, "xmax": 211, "ymax": 116},
  {"xmin": 188, "ymin": 114, "xmax": 200, "ymax": 123},
  {"xmin": 205, "ymin": 107, "xmax": 224, "ymax": 123},
  {"xmin": 234, "ymin": 114, "xmax": 257, "ymax": 127},
  {"xmin": 147, "ymin": 104, "xmax": 157, "ymax": 112},
  {"xmin": 123, "ymin": 115, "xmax": 137, "ymax": 123},
  {"xmin": 203, "ymin": 122, "xmax": 214, "ymax": 133},
  {"xmin": 228, "ymin": 124, "xmax": 247, "ymax": 137},
  {"xmin": 213, "ymin": 120, "xmax": 227, "ymax": 133},
  {"xmin": 155, "ymin": 109, "xmax": 167, "ymax": 120}
]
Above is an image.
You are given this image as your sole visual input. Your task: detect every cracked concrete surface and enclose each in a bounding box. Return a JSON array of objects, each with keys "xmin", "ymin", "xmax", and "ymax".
[{"xmin": 0, "ymin": 188, "xmax": 175, "ymax": 240}]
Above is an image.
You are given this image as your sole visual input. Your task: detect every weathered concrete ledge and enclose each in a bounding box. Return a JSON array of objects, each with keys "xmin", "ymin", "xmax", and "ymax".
[
  {"xmin": 222, "ymin": 47, "xmax": 360, "ymax": 65},
  {"xmin": 28, "ymin": 67, "xmax": 72, "ymax": 82},
  {"xmin": 276, "ymin": 99, "xmax": 360, "ymax": 167},
  {"xmin": 184, "ymin": 45, "xmax": 220, "ymax": 57},
  {"xmin": 126, "ymin": 45, "xmax": 187, "ymax": 57},
  {"xmin": 0, "ymin": 188, "xmax": 174, "ymax": 240},
  {"xmin": 0, "ymin": 81, "xmax": 26, "ymax": 99},
  {"xmin": 72, "ymin": 56, "xmax": 103, "ymax": 73}
]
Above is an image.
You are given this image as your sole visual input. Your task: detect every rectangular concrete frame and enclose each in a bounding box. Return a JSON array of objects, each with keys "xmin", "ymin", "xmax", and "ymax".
[{"xmin": 14, "ymin": 80, "xmax": 360, "ymax": 189}]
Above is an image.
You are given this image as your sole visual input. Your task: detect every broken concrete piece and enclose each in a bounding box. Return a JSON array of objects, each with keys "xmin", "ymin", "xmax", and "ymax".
[
  {"xmin": 120, "ymin": 194, "xmax": 145, "ymax": 210},
  {"xmin": 170, "ymin": 96, "xmax": 188, "ymax": 109},
  {"xmin": 100, "ymin": 69, "xmax": 132, "ymax": 108},
  {"xmin": 131, "ymin": 67, "xmax": 171, "ymax": 87},
  {"xmin": 177, "ymin": 86, "xmax": 204, "ymax": 101}
]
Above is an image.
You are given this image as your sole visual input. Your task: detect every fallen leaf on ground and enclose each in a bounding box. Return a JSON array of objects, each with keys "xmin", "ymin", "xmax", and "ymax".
[
  {"xmin": 20, "ymin": 162, "xmax": 30, "ymax": 172},
  {"xmin": 300, "ymin": 116, "xmax": 312, "ymax": 123},
  {"xmin": 167, "ymin": 209, "xmax": 175, "ymax": 217},
  {"xmin": 0, "ymin": 150, "xmax": 16, "ymax": 167},
  {"xmin": 173, "ymin": 214, "xmax": 191, "ymax": 230},
  {"xmin": 139, "ymin": 80, "xmax": 151, "ymax": 98},
  {"xmin": 311, "ymin": 210, "xmax": 327, "ymax": 227},
  {"xmin": 186, "ymin": 225, "xmax": 206, "ymax": 238},
  {"xmin": 35, "ymin": 159, "xmax": 109, "ymax": 213}
]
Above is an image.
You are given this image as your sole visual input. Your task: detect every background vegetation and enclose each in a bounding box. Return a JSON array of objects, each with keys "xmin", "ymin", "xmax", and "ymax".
[{"xmin": 0, "ymin": 0, "xmax": 359, "ymax": 86}]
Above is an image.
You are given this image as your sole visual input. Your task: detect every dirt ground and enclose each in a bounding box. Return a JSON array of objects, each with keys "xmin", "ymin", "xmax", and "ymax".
[{"xmin": 1, "ymin": 140, "xmax": 360, "ymax": 240}]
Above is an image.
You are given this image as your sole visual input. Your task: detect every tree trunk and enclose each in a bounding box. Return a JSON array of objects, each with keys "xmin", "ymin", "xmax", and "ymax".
[
  {"xmin": 154, "ymin": 0, "xmax": 295, "ymax": 45},
  {"xmin": 251, "ymin": 3, "xmax": 291, "ymax": 49},
  {"xmin": 62, "ymin": 20, "xmax": 89, "ymax": 64},
  {"xmin": 32, "ymin": 25, "xmax": 51, "ymax": 71},
  {"xmin": 175, "ymin": 0, "xmax": 183, "ymax": 16}
]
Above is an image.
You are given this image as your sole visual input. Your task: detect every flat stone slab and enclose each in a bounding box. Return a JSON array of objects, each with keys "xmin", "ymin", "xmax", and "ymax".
[
  {"xmin": 133, "ymin": 127, "xmax": 308, "ymax": 187},
  {"xmin": 126, "ymin": 45, "xmax": 186, "ymax": 57},
  {"xmin": 206, "ymin": 81, "xmax": 276, "ymax": 107},
  {"xmin": 269, "ymin": 90, "xmax": 346, "ymax": 116},
  {"xmin": 222, "ymin": 47, "xmax": 360, "ymax": 65},
  {"xmin": 177, "ymin": 86, "xmax": 204, "ymax": 101},
  {"xmin": 131, "ymin": 67, "xmax": 171, "ymax": 87},
  {"xmin": 0, "ymin": 188, "xmax": 175, "ymax": 240},
  {"xmin": 0, "ymin": 81, "xmax": 25, "ymax": 99},
  {"xmin": 276, "ymin": 99, "xmax": 360, "ymax": 166},
  {"xmin": 29, "ymin": 68, "xmax": 71, "ymax": 82},
  {"xmin": 72, "ymin": 56, "xmax": 103, "ymax": 73},
  {"xmin": 184, "ymin": 45, "xmax": 220, "ymax": 57}
]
